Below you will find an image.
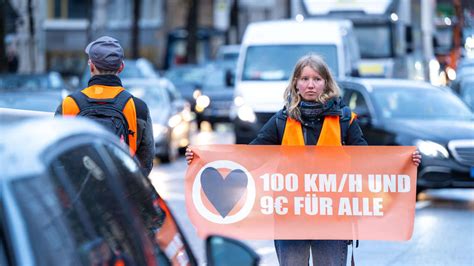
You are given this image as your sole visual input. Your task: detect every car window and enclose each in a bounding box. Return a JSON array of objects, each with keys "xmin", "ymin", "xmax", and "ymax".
[
  {"xmin": 104, "ymin": 144, "xmax": 194, "ymax": 266},
  {"xmin": 372, "ymin": 86, "xmax": 472, "ymax": 119},
  {"xmin": 12, "ymin": 144, "xmax": 150, "ymax": 265},
  {"xmin": 0, "ymin": 234, "xmax": 9, "ymax": 266},
  {"xmin": 243, "ymin": 45, "xmax": 338, "ymax": 81},
  {"xmin": 347, "ymin": 90, "xmax": 369, "ymax": 115}
]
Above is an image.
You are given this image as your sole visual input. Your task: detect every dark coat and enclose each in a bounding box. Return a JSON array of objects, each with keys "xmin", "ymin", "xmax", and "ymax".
[{"xmin": 55, "ymin": 75, "xmax": 155, "ymax": 176}]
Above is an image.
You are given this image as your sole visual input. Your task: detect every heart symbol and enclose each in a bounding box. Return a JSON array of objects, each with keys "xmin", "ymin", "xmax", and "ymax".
[{"xmin": 201, "ymin": 167, "xmax": 248, "ymax": 218}]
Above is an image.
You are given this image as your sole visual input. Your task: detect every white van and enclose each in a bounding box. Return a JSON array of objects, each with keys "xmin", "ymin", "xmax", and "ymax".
[{"xmin": 231, "ymin": 19, "xmax": 360, "ymax": 143}]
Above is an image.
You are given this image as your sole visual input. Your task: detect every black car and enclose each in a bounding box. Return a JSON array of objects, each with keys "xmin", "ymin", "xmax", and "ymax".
[
  {"xmin": 0, "ymin": 116, "xmax": 259, "ymax": 266},
  {"xmin": 0, "ymin": 72, "xmax": 67, "ymax": 112},
  {"xmin": 338, "ymin": 78, "xmax": 474, "ymax": 192},
  {"xmin": 194, "ymin": 63, "xmax": 235, "ymax": 128}
]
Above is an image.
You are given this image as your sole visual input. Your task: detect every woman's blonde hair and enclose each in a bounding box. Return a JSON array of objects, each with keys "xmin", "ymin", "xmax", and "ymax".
[{"xmin": 283, "ymin": 54, "xmax": 340, "ymax": 120}]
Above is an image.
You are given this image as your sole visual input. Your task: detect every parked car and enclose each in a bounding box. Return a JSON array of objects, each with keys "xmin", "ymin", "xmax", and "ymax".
[
  {"xmin": 127, "ymin": 81, "xmax": 193, "ymax": 162},
  {"xmin": 338, "ymin": 78, "xmax": 474, "ymax": 193},
  {"xmin": 0, "ymin": 72, "xmax": 67, "ymax": 112},
  {"xmin": 0, "ymin": 116, "xmax": 260, "ymax": 266},
  {"xmin": 194, "ymin": 63, "xmax": 235, "ymax": 128}
]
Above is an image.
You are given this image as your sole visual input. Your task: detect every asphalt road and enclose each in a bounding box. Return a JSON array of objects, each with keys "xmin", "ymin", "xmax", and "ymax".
[{"xmin": 149, "ymin": 124, "xmax": 474, "ymax": 266}]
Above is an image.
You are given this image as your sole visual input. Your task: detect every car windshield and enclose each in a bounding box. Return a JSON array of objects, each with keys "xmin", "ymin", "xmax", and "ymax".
[
  {"xmin": 0, "ymin": 74, "xmax": 63, "ymax": 92},
  {"xmin": 128, "ymin": 86, "xmax": 167, "ymax": 106},
  {"xmin": 460, "ymin": 80, "xmax": 474, "ymax": 108},
  {"xmin": 166, "ymin": 66, "xmax": 206, "ymax": 85},
  {"xmin": 202, "ymin": 67, "xmax": 227, "ymax": 89},
  {"xmin": 119, "ymin": 59, "xmax": 159, "ymax": 79},
  {"xmin": 372, "ymin": 86, "xmax": 473, "ymax": 120},
  {"xmin": 354, "ymin": 25, "xmax": 392, "ymax": 58},
  {"xmin": 242, "ymin": 45, "xmax": 338, "ymax": 81}
]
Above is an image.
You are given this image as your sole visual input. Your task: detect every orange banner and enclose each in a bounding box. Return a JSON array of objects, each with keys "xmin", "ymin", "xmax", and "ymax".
[{"xmin": 185, "ymin": 145, "xmax": 417, "ymax": 241}]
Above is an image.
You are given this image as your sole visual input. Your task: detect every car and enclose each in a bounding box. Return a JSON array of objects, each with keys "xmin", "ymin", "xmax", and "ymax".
[
  {"xmin": 338, "ymin": 78, "xmax": 474, "ymax": 193},
  {"xmin": 0, "ymin": 72, "xmax": 67, "ymax": 112},
  {"xmin": 215, "ymin": 44, "xmax": 240, "ymax": 70},
  {"xmin": 127, "ymin": 82, "xmax": 193, "ymax": 163},
  {"xmin": 165, "ymin": 64, "xmax": 208, "ymax": 113},
  {"xmin": 194, "ymin": 63, "xmax": 235, "ymax": 128},
  {"xmin": 0, "ymin": 115, "xmax": 260, "ymax": 266}
]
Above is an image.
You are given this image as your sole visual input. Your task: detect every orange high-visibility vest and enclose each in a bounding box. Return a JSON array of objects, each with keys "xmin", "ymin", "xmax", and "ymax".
[
  {"xmin": 61, "ymin": 85, "xmax": 138, "ymax": 155},
  {"xmin": 282, "ymin": 113, "xmax": 356, "ymax": 146}
]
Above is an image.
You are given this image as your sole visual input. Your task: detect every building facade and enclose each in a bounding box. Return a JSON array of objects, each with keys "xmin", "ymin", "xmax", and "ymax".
[{"xmin": 10, "ymin": 0, "xmax": 290, "ymax": 75}]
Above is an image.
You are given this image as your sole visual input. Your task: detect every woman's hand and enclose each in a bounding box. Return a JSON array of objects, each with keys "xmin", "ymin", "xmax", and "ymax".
[
  {"xmin": 185, "ymin": 147, "xmax": 194, "ymax": 165},
  {"xmin": 412, "ymin": 150, "xmax": 422, "ymax": 167}
]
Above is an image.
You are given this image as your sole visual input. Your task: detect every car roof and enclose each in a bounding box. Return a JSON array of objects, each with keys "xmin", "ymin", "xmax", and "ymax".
[
  {"xmin": 243, "ymin": 19, "xmax": 352, "ymax": 45},
  {"xmin": 0, "ymin": 117, "xmax": 112, "ymax": 180},
  {"xmin": 341, "ymin": 78, "xmax": 439, "ymax": 92}
]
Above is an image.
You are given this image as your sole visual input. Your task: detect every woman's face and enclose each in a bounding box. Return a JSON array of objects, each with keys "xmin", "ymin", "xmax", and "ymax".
[{"xmin": 296, "ymin": 66, "xmax": 325, "ymax": 101}]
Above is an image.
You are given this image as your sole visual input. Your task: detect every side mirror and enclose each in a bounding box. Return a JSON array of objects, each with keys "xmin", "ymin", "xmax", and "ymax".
[
  {"xmin": 206, "ymin": 235, "xmax": 260, "ymax": 266},
  {"xmin": 225, "ymin": 69, "xmax": 235, "ymax": 87}
]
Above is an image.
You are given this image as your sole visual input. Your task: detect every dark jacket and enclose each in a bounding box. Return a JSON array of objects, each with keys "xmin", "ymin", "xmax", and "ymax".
[
  {"xmin": 250, "ymin": 106, "xmax": 367, "ymax": 146},
  {"xmin": 55, "ymin": 75, "xmax": 155, "ymax": 176}
]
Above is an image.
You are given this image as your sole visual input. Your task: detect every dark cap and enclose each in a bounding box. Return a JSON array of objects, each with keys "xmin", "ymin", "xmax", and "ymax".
[{"xmin": 85, "ymin": 36, "xmax": 124, "ymax": 71}]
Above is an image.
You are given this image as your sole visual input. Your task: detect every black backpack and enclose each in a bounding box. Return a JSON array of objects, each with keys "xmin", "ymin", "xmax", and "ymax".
[{"xmin": 70, "ymin": 90, "xmax": 134, "ymax": 144}]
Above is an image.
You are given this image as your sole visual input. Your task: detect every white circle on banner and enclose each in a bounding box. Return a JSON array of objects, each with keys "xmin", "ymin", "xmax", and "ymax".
[{"xmin": 192, "ymin": 160, "xmax": 256, "ymax": 224}]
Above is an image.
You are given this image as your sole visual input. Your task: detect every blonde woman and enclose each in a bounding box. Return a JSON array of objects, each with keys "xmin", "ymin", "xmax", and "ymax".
[{"xmin": 186, "ymin": 54, "xmax": 421, "ymax": 265}]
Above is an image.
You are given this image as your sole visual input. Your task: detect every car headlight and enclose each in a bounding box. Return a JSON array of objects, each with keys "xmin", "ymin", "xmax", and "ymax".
[
  {"xmin": 153, "ymin": 123, "xmax": 168, "ymax": 140},
  {"xmin": 415, "ymin": 140, "xmax": 449, "ymax": 159},
  {"xmin": 193, "ymin": 89, "xmax": 202, "ymax": 99},
  {"xmin": 195, "ymin": 95, "xmax": 210, "ymax": 112},
  {"xmin": 234, "ymin": 96, "xmax": 245, "ymax": 107},
  {"xmin": 168, "ymin": 114, "xmax": 182, "ymax": 128},
  {"xmin": 237, "ymin": 105, "xmax": 256, "ymax": 123}
]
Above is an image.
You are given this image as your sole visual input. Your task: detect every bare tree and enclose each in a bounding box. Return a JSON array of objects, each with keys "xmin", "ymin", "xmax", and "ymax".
[
  {"xmin": 131, "ymin": 0, "xmax": 142, "ymax": 59},
  {"xmin": 185, "ymin": 0, "xmax": 198, "ymax": 64},
  {"xmin": 0, "ymin": 0, "xmax": 7, "ymax": 72}
]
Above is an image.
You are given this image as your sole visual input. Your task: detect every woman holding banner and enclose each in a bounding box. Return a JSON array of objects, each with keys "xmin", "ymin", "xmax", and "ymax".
[{"xmin": 186, "ymin": 54, "xmax": 421, "ymax": 266}]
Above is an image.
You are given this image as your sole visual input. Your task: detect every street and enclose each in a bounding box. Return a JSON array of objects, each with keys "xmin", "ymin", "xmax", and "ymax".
[{"xmin": 149, "ymin": 124, "xmax": 474, "ymax": 266}]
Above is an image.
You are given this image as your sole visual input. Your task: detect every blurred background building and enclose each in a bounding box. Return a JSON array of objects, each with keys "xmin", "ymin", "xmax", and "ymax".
[
  {"xmin": 2, "ymin": 0, "xmax": 290, "ymax": 76},
  {"xmin": 1, "ymin": 0, "xmax": 472, "ymax": 81}
]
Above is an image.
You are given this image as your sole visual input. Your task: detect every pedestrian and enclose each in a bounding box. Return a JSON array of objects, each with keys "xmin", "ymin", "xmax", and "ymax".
[
  {"xmin": 185, "ymin": 54, "xmax": 421, "ymax": 265},
  {"xmin": 55, "ymin": 36, "xmax": 155, "ymax": 176}
]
